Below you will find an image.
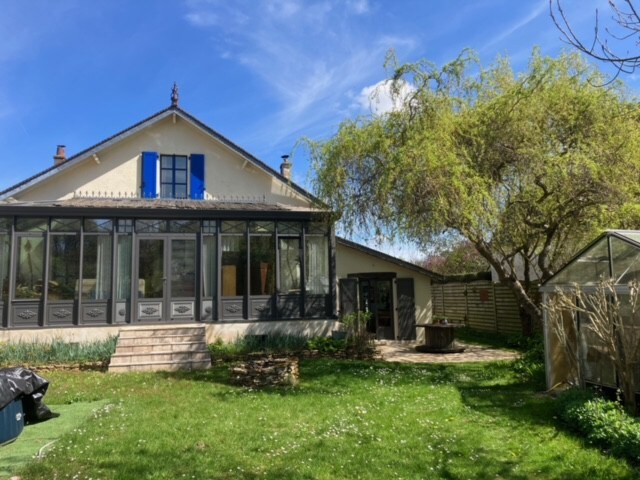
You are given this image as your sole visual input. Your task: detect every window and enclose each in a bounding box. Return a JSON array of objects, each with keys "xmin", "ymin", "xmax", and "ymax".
[
  {"xmin": 305, "ymin": 236, "xmax": 329, "ymax": 294},
  {"xmin": 279, "ymin": 238, "xmax": 301, "ymax": 293},
  {"xmin": 160, "ymin": 155, "xmax": 188, "ymax": 199},
  {"xmin": 221, "ymin": 236, "xmax": 247, "ymax": 296},
  {"xmin": 48, "ymin": 235, "xmax": 80, "ymax": 300},
  {"xmin": 141, "ymin": 152, "xmax": 205, "ymax": 199},
  {"xmin": 82, "ymin": 236, "xmax": 112, "ymax": 300},
  {"xmin": 15, "ymin": 237, "xmax": 45, "ymax": 299}
]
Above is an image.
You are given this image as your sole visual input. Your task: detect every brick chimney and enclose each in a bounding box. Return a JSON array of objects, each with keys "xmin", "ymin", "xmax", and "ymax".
[
  {"xmin": 280, "ymin": 154, "xmax": 291, "ymax": 180},
  {"xmin": 53, "ymin": 145, "xmax": 66, "ymax": 166}
]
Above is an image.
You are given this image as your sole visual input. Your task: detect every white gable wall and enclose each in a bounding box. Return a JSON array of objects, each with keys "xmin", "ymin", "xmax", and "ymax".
[{"xmin": 14, "ymin": 115, "xmax": 311, "ymax": 207}]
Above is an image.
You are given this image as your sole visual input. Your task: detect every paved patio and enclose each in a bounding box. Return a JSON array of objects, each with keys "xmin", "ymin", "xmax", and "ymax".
[{"xmin": 376, "ymin": 341, "xmax": 519, "ymax": 364}]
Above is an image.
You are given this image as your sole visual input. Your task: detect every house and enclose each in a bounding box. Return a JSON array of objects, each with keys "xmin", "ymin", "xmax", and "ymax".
[
  {"xmin": 0, "ymin": 87, "xmax": 436, "ymax": 345},
  {"xmin": 540, "ymin": 230, "xmax": 640, "ymax": 392}
]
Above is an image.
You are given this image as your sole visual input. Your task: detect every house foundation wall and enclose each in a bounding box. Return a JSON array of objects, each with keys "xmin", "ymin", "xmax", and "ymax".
[{"xmin": 0, "ymin": 319, "xmax": 341, "ymax": 344}]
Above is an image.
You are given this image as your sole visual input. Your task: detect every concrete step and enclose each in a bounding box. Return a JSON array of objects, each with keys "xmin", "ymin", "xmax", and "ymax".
[
  {"xmin": 115, "ymin": 341, "xmax": 207, "ymax": 354},
  {"xmin": 109, "ymin": 359, "xmax": 212, "ymax": 373},
  {"xmin": 109, "ymin": 350, "xmax": 211, "ymax": 365},
  {"xmin": 117, "ymin": 335, "xmax": 205, "ymax": 346},
  {"xmin": 119, "ymin": 326, "xmax": 206, "ymax": 338},
  {"xmin": 108, "ymin": 324, "xmax": 211, "ymax": 373}
]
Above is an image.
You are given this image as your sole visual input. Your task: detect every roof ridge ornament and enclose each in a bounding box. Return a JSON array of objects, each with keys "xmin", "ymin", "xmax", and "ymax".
[{"xmin": 171, "ymin": 82, "xmax": 179, "ymax": 107}]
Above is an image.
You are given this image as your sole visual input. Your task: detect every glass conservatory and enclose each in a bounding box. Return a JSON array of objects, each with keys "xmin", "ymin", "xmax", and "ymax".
[
  {"xmin": 0, "ymin": 209, "xmax": 334, "ymax": 329},
  {"xmin": 541, "ymin": 230, "xmax": 640, "ymax": 392}
]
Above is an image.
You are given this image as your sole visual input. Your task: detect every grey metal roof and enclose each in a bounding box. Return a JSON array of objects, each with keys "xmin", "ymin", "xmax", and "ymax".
[{"xmin": 0, "ymin": 106, "xmax": 322, "ymax": 205}]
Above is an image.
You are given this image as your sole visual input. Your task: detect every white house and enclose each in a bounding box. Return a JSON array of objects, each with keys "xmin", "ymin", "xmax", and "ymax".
[{"xmin": 0, "ymin": 87, "xmax": 436, "ymax": 345}]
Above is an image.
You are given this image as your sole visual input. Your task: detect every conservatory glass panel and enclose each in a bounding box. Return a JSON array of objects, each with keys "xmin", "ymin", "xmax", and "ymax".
[
  {"xmin": 0, "ymin": 217, "xmax": 11, "ymax": 231},
  {"xmin": 171, "ymin": 239, "xmax": 196, "ymax": 298},
  {"xmin": 82, "ymin": 236, "xmax": 112, "ymax": 300},
  {"xmin": 15, "ymin": 218, "xmax": 47, "ymax": 232},
  {"xmin": 202, "ymin": 236, "xmax": 217, "ymax": 298},
  {"xmin": 221, "ymin": 236, "xmax": 246, "ymax": 296},
  {"xmin": 610, "ymin": 237, "xmax": 640, "ymax": 284},
  {"xmin": 15, "ymin": 237, "xmax": 45, "ymax": 299},
  {"xmin": 546, "ymin": 237, "xmax": 610, "ymax": 286},
  {"xmin": 279, "ymin": 238, "xmax": 301, "ymax": 293},
  {"xmin": 250, "ymin": 236, "xmax": 275, "ymax": 295},
  {"xmin": 116, "ymin": 236, "xmax": 132, "ymax": 300},
  {"xmin": 84, "ymin": 219, "xmax": 113, "ymax": 233},
  {"xmin": 51, "ymin": 218, "xmax": 81, "ymax": 232},
  {"xmin": 48, "ymin": 235, "xmax": 81, "ymax": 300},
  {"xmin": 0, "ymin": 234, "xmax": 10, "ymax": 300},
  {"xmin": 305, "ymin": 236, "xmax": 329, "ymax": 294}
]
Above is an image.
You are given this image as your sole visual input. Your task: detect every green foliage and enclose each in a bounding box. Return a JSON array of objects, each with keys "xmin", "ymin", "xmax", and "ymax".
[
  {"xmin": 208, "ymin": 333, "xmax": 309, "ymax": 358},
  {"xmin": 510, "ymin": 335, "xmax": 545, "ymax": 385},
  {"xmin": 305, "ymin": 336, "xmax": 346, "ymax": 353},
  {"xmin": 342, "ymin": 311, "xmax": 375, "ymax": 355},
  {"xmin": 556, "ymin": 389, "xmax": 640, "ymax": 464},
  {"xmin": 0, "ymin": 337, "xmax": 117, "ymax": 366},
  {"xmin": 311, "ymin": 49, "xmax": 640, "ymax": 324}
]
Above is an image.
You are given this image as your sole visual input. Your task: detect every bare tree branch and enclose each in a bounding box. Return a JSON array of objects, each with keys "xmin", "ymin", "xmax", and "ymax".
[{"xmin": 551, "ymin": 0, "xmax": 640, "ymax": 79}]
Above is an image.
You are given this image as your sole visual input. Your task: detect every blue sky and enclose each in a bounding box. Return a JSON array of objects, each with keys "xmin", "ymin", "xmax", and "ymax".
[{"xmin": 0, "ymin": 0, "xmax": 631, "ymax": 257}]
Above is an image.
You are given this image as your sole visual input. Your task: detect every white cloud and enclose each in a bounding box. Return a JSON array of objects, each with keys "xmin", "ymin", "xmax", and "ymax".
[{"xmin": 356, "ymin": 78, "xmax": 415, "ymax": 115}]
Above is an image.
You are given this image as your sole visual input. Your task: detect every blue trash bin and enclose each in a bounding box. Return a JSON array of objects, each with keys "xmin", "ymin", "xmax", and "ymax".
[{"xmin": 0, "ymin": 399, "xmax": 24, "ymax": 446}]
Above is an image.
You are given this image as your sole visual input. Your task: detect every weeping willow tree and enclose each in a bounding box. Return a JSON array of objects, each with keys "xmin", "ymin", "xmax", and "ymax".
[{"xmin": 310, "ymin": 49, "xmax": 640, "ymax": 332}]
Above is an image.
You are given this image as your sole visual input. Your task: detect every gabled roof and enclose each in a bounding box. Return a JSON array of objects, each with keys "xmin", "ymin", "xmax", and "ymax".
[
  {"xmin": 540, "ymin": 229, "xmax": 640, "ymax": 291},
  {"xmin": 0, "ymin": 105, "xmax": 321, "ymax": 204},
  {"xmin": 336, "ymin": 236, "xmax": 442, "ymax": 280}
]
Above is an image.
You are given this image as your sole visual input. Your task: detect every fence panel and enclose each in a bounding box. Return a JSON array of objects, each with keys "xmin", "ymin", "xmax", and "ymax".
[{"xmin": 433, "ymin": 280, "xmax": 525, "ymax": 335}]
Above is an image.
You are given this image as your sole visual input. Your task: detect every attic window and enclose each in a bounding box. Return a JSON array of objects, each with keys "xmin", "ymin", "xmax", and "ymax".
[
  {"xmin": 160, "ymin": 155, "xmax": 188, "ymax": 199},
  {"xmin": 141, "ymin": 152, "xmax": 205, "ymax": 199}
]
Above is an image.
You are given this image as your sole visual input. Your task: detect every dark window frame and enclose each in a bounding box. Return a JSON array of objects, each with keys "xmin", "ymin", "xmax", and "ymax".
[{"xmin": 160, "ymin": 154, "xmax": 189, "ymax": 199}]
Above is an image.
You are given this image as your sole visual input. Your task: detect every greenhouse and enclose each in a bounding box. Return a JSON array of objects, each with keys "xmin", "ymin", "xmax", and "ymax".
[{"xmin": 541, "ymin": 230, "xmax": 640, "ymax": 393}]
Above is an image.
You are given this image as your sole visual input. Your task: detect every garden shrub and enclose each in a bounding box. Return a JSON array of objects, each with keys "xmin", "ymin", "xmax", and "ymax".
[
  {"xmin": 510, "ymin": 334, "xmax": 545, "ymax": 384},
  {"xmin": 305, "ymin": 336, "xmax": 345, "ymax": 353},
  {"xmin": 556, "ymin": 388, "xmax": 640, "ymax": 464}
]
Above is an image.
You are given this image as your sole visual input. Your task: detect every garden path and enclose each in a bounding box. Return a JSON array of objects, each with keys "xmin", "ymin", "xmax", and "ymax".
[{"xmin": 376, "ymin": 341, "xmax": 519, "ymax": 364}]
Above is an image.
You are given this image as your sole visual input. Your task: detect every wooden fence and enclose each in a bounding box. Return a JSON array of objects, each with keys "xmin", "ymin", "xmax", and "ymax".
[{"xmin": 432, "ymin": 280, "xmax": 523, "ymax": 336}]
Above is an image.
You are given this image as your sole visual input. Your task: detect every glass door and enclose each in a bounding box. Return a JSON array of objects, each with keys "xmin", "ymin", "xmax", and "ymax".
[
  {"xmin": 168, "ymin": 238, "xmax": 196, "ymax": 320},
  {"xmin": 137, "ymin": 238, "xmax": 165, "ymax": 321}
]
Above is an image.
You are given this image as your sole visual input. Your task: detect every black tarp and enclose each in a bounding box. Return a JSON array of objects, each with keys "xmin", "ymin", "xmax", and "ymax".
[{"xmin": 0, "ymin": 367, "xmax": 54, "ymax": 423}]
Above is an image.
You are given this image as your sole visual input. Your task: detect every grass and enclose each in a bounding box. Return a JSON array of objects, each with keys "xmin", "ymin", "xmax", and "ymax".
[
  {"xmin": 0, "ymin": 337, "xmax": 117, "ymax": 367},
  {"xmin": 6, "ymin": 359, "xmax": 638, "ymax": 479},
  {"xmin": 0, "ymin": 400, "xmax": 108, "ymax": 478}
]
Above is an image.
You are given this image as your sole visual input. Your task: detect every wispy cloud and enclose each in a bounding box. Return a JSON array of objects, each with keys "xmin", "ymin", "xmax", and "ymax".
[
  {"xmin": 183, "ymin": 0, "xmax": 416, "ymax": 148},
  {"xmin": 480, "ymin": 1, "xmax": 548, "ymax": 52}
]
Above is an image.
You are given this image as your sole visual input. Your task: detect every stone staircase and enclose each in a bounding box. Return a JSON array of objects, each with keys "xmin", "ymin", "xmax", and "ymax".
[{"xmin": 108, "ymin": 325, "xmax": 211, "ymax": 373}]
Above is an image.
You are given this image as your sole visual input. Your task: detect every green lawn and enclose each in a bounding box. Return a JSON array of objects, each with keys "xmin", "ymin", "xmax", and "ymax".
[{"xmin": 6, "ymin": 360, "xmax": 638, "ymax": 479}]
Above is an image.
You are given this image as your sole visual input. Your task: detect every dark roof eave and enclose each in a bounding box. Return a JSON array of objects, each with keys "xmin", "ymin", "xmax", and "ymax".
[{"xmin": 0, "ymin": 203, "xmax": 328, "ymax": 220}]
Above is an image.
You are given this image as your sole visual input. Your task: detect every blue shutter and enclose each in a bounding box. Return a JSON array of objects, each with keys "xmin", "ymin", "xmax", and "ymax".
[
  {"xmin": 141, "ymin": 151, "xmax": 158, "ymax": 198},
  {"xmin": 190, "ymin": 153, "xmax": 205, "ymax": 200}
]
